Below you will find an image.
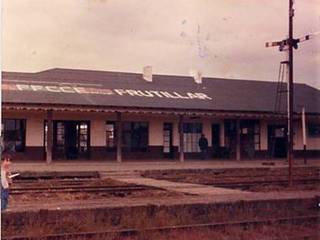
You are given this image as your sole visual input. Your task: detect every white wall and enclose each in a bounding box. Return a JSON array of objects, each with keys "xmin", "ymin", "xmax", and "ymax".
[
  {"xmin": 4, "ymin": 110, "xmax": 319, "ymax": 151},
  {"xmin": 202, "ymin": 119, "xmax": 212, "ymax": 146},
  {"xmin": 173, "ymin": 120, "xmax": 179, "ymax": 147},
  {"xmin": 148, "ymin": 118, "xmax": 163, "ymax": 146},
  {"xmin": 294, "ymin": 119, "xmax": 320, "ymax": 150},
  {"xmin": 26, "ymin": 117, "xmax": 44, "ymax": 146},
  {"xmin": 3, "ymin": 111, "xmax": 45, "ymax": 147},
  {"xmin": 90, "ymin": 119, "xmax": 106, "ymax": 146},
  {"xmin": 261, "ymin": 119, "xmax": 320, "ymax": 151}
]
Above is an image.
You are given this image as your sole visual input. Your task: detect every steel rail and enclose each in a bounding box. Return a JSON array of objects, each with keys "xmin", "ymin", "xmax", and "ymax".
[
  {"xmin": 3, "ymin": 214, "xmax": 318, "ymax": 240},
  {"xmin": 10, "ymin": 185, "xmax": 155, "ymax": 195}
]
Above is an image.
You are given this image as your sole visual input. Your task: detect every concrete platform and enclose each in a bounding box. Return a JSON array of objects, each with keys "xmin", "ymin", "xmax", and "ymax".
[
  {"xmin": 10, "ymin": 159, "xmax": 320, "ymax": 173},
  {"xmin": 3, "ymin": 159, "xmax": 319, "ymax": 239},
  {"xmin": 2, "ymin": 191, "xmax": 319, "ymax": 239},
  {"xmin": 111, "ymin": 175, "xmax": 248, "ymax": 196}
]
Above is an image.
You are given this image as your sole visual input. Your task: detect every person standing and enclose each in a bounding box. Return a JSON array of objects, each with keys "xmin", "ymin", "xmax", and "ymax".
[
  {"xmin": 1, "ymin": 156, "xmax": 11, "ymax": 211},
  {"xmin": 198, "ymin": 134, "xmax": 208, "ymax": 160}
]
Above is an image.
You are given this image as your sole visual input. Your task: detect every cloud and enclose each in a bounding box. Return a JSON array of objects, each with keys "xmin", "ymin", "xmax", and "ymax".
[{"xmin": 2, "ymin": 0, "xmax": 319, "ymax": 88}]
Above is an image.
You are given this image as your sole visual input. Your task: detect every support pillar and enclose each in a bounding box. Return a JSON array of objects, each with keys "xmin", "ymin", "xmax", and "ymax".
[
  {"xmin": 236, "ymin": 119, "xmax": 241, "ymax": 161},
  {"xmin": 46, "ymin": 110, "xmax": 53, "ymax": 164},
  {"xmin": 301, "ymin": 107, "xmax": 307, "ymax": 165},
  {"xmin": 179, "ymin": 115, "xmax": 184, "ymax": 162},
  {"xmin": 116, "ymin": 112, "xmax": 122, "ymax": 163}
]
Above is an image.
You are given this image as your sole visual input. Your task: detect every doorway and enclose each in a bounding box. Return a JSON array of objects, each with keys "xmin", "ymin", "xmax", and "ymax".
[
  {"xmin": 46, "ymin": 121, "xmax": 90, "ymax": 160},
  {"xmin": 268, "ymin": 125, "xmax": 287, "ymax": 158},
  {"xmin": 211, "ymin": 124, "xmax": 220, "ymax": 158},
  {"xmin": 240, "ymin": 120, "xmax": 259, "ymax": 159},
  {"xmin": 163, "ymin": 123, "xmax": 174, "ymax": 158},
  {"xmin": 224, "ymin": 120, "xmax": 237, "ymax": 158}
]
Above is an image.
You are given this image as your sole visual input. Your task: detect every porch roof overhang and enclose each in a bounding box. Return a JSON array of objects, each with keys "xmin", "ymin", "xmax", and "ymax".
[{"xmin": 3, "ymin": 102, "xmax": 320, "ymax": 120}]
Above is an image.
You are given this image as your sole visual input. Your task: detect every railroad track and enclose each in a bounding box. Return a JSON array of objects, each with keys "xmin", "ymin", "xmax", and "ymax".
[
  {"xmin": 3, "ymin": 214, "xmax": 318, "ymax": 240},
  {"xmin": 155, "ymin": 174, "xmax": 319, "ymax": 181},
  {"xmin": 145, "ymin": 167, "xmax": 320, "ymax": 182},
  {"xmin": 210, "ymin": 179, "xmax": 320, "ymax": 188},
  {"xmin": 10, "ymin": 177, "xmax": 319, "ymax": 195},
  {"xmin": 10, "ymin": 176, "xmax": 160, "ymax": 195},
  {"xmin": 10, "ymin": 184, "xmax": 155, "ymax": 194},
  {"xmin": 151, "ymin": 176, "xmax": 319, "ymax": 186}
]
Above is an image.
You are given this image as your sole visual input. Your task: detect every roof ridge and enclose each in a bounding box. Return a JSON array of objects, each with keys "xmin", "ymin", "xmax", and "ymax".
[{"xmin": 2, "ymin": 68, "xmax": 318, "ymax": 89}]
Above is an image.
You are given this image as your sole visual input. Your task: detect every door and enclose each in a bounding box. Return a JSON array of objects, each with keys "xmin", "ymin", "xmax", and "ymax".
[
  {"xmin": 240, "ymin": 121, "xmax": 256, "ymax": 159},
  {"xmin": 77, "ymin": 121, "xmax": 90, "ymax": 159},
  {"xmin": 53, "ymin": 121, "xmax": 65, "ymax": 159},
  {"xmin": 211, "ymin": 124, "xmax": 220, "ymax": 158},
  {"xmin": 163, "ymin": 123, "xmax": 173, "ymax": 158},
  {"xmin": 224, "ymin": 120, "xmax": 237, "ymax": 158},
  {"xmin": 50, "ymin": 121, "xmax": 90, "ymax": 160},
  {"xmin": 65, "ymin": 122, "xmax": 78, "ymax": 159},
  {"xmin": 268, "ymin": 125, "xmax": 287, "ymax": 158}
]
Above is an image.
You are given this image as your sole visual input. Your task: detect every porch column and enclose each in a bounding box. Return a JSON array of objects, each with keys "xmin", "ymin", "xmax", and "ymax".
[
  {"xmin": 236, "ymin": 119, "xmax": 241, "ymax": 161},
  {"xmin": 179, "ymin": 115, "xmax": 184, "ymax": 162},
  {"xmin": 46, "ymin": 110, "xmax": 53, "ymax": 164},
  {"xmin": 116, "ymin": 112, "xmax": 122, "ymax": 162}
]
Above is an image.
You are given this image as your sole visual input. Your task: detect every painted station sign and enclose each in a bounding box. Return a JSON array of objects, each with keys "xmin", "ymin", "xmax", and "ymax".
[{"xmin": 2, "ymin": 83, "xmax": 212, "ymax": 100}]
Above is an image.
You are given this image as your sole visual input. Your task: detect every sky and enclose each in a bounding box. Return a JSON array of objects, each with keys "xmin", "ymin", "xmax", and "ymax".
[{"xmin": 2, "ymin": 0, "xmax": 320, "ymax": 88}]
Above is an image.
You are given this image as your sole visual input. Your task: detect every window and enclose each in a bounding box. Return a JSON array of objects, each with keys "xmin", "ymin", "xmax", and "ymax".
[
  {"xmin": 106, "ymin": 121, "xmax": 116, "ymax": 149},
  {"xmin": 275, "ymin": 128, "xmax": 286, "ymax": 138},
  {"xmin": 2, "ymin": 119, "xmax": 26, "ymax": 152},
  {"xmin": 163, "ymin": 123, "xmax": 172, "ymax": 153},
  {"xmin": 308, "ymin": 124, "xmax": 320, "ymax": 137},
  {"xmin": 56, "ymin": 122, "xmax": 65, "ymax": 146},
  {"xmin": 78, "ymin": 123, "xmax": 89, "ymax": 152},
  {"xmin": 43, "ymin": 121, "xmax": 64, "ymax": 149},
  {"xmin": 254, "ymin": 122, "xmax": 261, "ymax": 150},
  {"xmin": 183, "ymin": 122, "xmax": 202, "ymax": 153},
  {"xmin": 240, "ymin": 120, "xmax": 260, "ymax": 151},
  {"xmin": 122, "ymin": 122, "xmax": 148, "ymax": 151}
]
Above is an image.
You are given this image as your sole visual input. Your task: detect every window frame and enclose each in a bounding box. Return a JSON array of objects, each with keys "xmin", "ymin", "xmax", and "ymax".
[
  {"xmin": 183, "ymin": 122, "xmax": 203, "ymax": 153},
  {"xmin": 307, "ymin": 123, "xmax": 320, "ymax": 138},
  {"xmin": 106, "ymin": 121, "xmax": 116, "ymax": 151},
  {"xmin": 2, "ymin": 118, "xmax": 26, "ymax": 153}
]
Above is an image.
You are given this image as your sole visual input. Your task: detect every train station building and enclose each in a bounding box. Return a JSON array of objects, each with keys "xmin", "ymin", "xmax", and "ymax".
[{"xmin": 1, "ymin": 68, "xmax": 320, "ymax": 162}]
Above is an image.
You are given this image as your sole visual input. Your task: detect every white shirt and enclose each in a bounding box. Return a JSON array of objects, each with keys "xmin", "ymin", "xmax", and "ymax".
[{"xmin": 1, "ymin": 168, "xmax": 9, "ymax": 189}]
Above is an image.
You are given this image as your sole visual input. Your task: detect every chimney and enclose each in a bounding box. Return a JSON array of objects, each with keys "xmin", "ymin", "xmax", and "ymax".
[
  {"xmin": 143, "ymin": 66, "xmax": 153, "ymax": 82},
  {"xmin": 189, "ymin": 69, "xmax": 202, "ymax": 84}
]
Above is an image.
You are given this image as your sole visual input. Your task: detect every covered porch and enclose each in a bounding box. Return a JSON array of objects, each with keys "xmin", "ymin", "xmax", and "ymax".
[{"xmin": 2, "ymin": 103, "xmax": 290, "ymax": 163}]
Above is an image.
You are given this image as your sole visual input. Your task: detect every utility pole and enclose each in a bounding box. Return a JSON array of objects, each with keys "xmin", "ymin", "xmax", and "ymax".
[
  {"xmin": 287, "ymin": 0, "xmax": 294, "ymax": 186},
  {"xmin": 301, "ymin": 106, "xmax": 307, "ymax": 165},
  {"xmin": 266, "ymin": 1, "xmax": 318, "ymax": 186}
]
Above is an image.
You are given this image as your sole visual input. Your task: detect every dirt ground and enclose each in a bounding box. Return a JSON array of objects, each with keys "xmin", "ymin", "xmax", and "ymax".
[
  {"xmin": 12, "ymin": 178, "xmax": 127, "ymax": 188},
  {"xmin": 3, "ymin": 169, "xmax": 319, "ymax": 240},
  {"xmin": 10, "ymin": 189, "xmax": 183, "ymax": 205},
  {"xmin": 72, "ymin": 223, "xmax": 319, "ymax": 240},
  {"xmin": 118, "ymin": 223, "xmax": 319, "ymax": 240},
  {"xmin": 9, "ymin": 168, "xmax": 320, "ymax": 205},
  {"xmin": 10, "ymin": 178, "xmax": 184, "ymax": 205},
  {"xmin": 238, "ymin": 182, "xmax": 319, "ymax": 192},
  {"xmin": 142, "ymin": 167, "xmax": 320, "ymax": 192}
]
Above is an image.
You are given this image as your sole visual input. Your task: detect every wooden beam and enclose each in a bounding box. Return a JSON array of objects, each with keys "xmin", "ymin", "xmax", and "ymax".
[
  {"xmin": 179, "ymin": 115, "xmax": 184, "ymax": 162},
  {"xmin": 46, "ymin": 110, "xmax": 53, "ymax": 164},
  {"xmin": 116, "ymin": 112, "xmax": 122, "ymax": 163}
]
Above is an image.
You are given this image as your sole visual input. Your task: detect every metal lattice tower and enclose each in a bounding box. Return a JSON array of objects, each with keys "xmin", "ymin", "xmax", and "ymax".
[{"xmin": 274, "ymin": 60, "xmax": 289, "ymax": 114}]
